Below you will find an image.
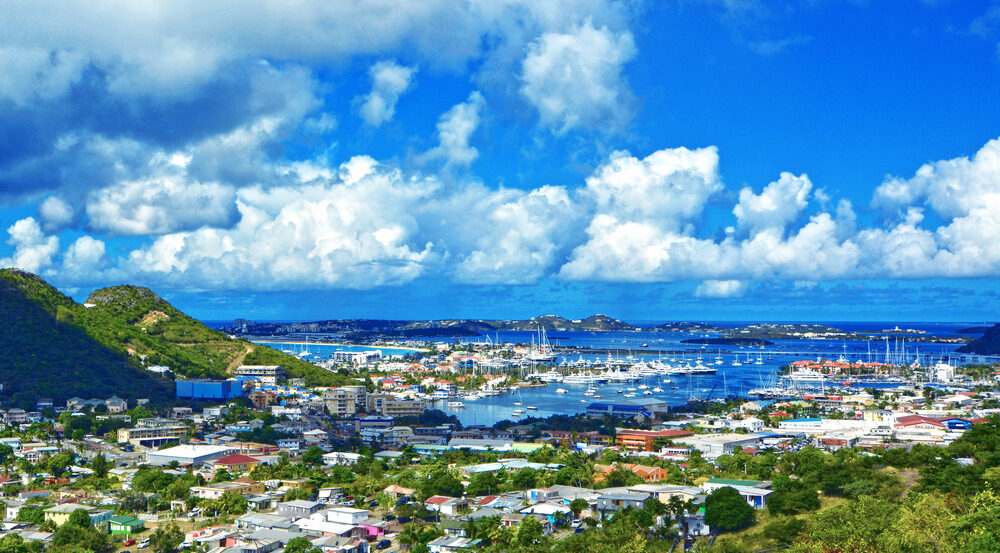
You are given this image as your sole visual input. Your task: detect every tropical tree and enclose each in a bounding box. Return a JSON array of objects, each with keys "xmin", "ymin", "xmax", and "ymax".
[
  {"xmin": 704, "ymin": 487, "xmax": 755, "ymax": 533},
  {"xmin": 149, "ymin": 523, "xmax": 184, "ymax": 553},
  {"xmin": 90, "ymin": 453, "xmax": 112, "ymax": 479}
]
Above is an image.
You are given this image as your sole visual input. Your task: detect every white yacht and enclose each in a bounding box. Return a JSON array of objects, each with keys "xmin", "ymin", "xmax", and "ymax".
[
  {"xmin": 555, "ymin": 388, "xmax": 568, "ymax": 394},
  {"xmin": 447, "ymin": 401, "xmax": 466, "ymax": 409}
]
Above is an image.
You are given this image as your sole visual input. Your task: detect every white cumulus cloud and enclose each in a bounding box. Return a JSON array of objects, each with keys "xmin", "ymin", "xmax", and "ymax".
[
  {"xmin": 358, "ymin": 60, "xmax": 417, "ymax": 127},
  {"xmin": 38, "ymin": 195, "xmax": 76, "ymax": 232},
  {"xmin": 63, "ymin": 235, "xmax": 108, "ymax": 275},
  {"xmin": 733, "ymin": 172, "xmax": 813, "ymax": 234},
  {"xmin": 695, "ymin": 280, "xmax": 746, "ymax": 298},
  {"xmin": 421, "ymin": 91, "xmax": 486, "ymax": 168},
  {"xmin": 85, "ymin": 152, "xmax": 238, "ymax": 236},
  {"xmin": 520, "ymin": 19, "xmax": 636, "ymax": 133},
  {"xmin": 0, "ymin": 217, "xmax": 60, "ymax": 274}
]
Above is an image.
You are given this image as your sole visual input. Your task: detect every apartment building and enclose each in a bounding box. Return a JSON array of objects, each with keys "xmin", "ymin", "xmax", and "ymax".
[
  {"xmin": 118, "ymin": 418, "xmax": 188, "ymax": 447},
  {"xmin": 323, "ymin": 386, "xmax": 367, "ymax": 417},
  {"xmin": 367, "ymin": 394, "xmax": 425, "ymax": 417},
  {"xmin": 234, "ymin": 365, "xmax": 287, "ymax": 386}
]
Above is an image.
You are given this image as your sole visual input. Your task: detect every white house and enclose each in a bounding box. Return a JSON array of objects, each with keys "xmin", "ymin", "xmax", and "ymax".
[
  {"xmin": 326, "ymin": 508, "xmax": 369, "ymax": 525},
  {"xmin": 322, "ymin": 452, "xmax": 362, "ymax": 466}
]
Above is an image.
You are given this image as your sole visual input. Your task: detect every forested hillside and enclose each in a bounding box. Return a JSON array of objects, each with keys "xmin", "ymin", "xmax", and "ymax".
[{"xmin": 0, "ymin": 269, "xmax": 352, "ymax": 408}]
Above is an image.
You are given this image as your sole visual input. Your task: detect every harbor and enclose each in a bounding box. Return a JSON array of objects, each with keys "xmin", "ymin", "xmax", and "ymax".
[{"xmin": 241, "ymin": 322, "xmax": 998, "ymax": 427}]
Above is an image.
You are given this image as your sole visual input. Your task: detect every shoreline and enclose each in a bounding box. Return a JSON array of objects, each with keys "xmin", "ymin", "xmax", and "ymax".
[{"xmin": 252, "ymin": 339, "xmax": 428, "ymax": 353}]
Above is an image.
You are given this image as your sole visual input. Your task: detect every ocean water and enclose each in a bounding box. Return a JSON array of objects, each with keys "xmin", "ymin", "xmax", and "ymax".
[{"xmin": 252, "ymin": 341, "xmax": 418, "ymax": 358}]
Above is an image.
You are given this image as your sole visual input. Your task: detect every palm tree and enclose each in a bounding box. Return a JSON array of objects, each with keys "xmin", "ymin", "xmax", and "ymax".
[{"xmin": 397, "ymin": 523, "xmax": 423, "ymax": 551}]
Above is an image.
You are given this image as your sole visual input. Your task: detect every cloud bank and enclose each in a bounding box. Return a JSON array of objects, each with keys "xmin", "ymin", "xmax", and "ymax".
[{"xmin": 8, "ymin": 137, "xmax": 1000, "ymax": 296}]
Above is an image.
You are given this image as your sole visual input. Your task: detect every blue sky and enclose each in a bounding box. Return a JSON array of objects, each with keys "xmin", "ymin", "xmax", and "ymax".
[{"xmin": 2, "ymin": 0, "xmax": 1000, "ymax": 322}]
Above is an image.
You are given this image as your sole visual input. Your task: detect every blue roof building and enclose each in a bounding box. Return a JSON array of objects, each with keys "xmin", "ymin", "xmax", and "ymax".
[{"xmin": 176, "ymin": 379, "xmax": 244, "ymax": 400}]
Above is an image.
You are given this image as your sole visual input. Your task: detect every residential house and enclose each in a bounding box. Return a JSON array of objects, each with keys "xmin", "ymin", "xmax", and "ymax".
[
  {"xmin": 593, "ymin": 462, "xmax": 669, "ymax": 483},
  {"xmin": 427, "ymin": 537, "xmax": 482, "ymax": 553},
  {"xmin": 108, "ymin": 516, "xmax": 145, "ymax": 536},
  {"xmin": 277, "ymin": 500, "xmax": 325, "ymax": 518},
  {"xmin": 383, "ymin": 484, "xmax": 415, "ymax": 500},
  {"xmin": 211, "ymin": 454, "xmax": 262, "ymax": 474},
  {"xmin": 323, "ymin": 452, "xmax": 363, "ymax": 466},
  {"xmin": 702, "ymin": 479, "xmax": 773, "ymax": 509},
  {"xmin": 326, "ymin": 508, "xmax": 369, "ymax": 525},
  {"xmin": 597, "ymin": 492, "xmax": 649, "ymax": 513},
  {"xmin": 425, "ymin": 496, "xmax": 472, "ymax": 516},
  {"xmin": 191, "ymin": 480, "xmax": 265, "ymax": 500},
  {"xmin": 105, "ymin": 397, "xmax": 128, "ymax": 413}
]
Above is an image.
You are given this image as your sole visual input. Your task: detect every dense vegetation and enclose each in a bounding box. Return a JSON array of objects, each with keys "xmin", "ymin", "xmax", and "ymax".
[
  {"xmin": 957, "ymin": 323, "xmax": 1000, "ymax": 354},
  {"xmin": 0, "ymin": 269, "xmax": 352, "ymax": 408}
]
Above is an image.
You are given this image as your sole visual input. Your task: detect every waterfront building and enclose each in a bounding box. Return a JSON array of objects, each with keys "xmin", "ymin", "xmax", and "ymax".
[{"xmin": 585, "ymin": 402, "xmax": 652, "ymax": 419}]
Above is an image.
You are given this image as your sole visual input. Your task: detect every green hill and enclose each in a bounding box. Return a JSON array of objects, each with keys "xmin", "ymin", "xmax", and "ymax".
[
  {"xmin": 956, "ymin": 324, "xmax": 1000, "ymax": 355},
  {"xmin": 0, "ymin": 269, "xmax": 353, "ymax": 408}
]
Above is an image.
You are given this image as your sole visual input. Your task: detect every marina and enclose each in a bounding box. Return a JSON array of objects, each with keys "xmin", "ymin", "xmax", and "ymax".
[{"xmin": 407, "ymin": 323, "xmax": 989, "ymax": 426}]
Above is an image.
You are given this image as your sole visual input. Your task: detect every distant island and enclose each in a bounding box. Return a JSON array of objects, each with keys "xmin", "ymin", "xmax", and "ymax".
[
  {"xmin": 226, "ymin": 313, "xmax": 637, "ymax": 338},
  {"xmin": 955, "ymin": 326, "xmax": 992, "ymax": 335},
  {"xmin": 225, "ymin": 317, "xmax": 970, "ymax": 345},
  {"xmin": 681, "ymin": 337, "xmax": 774, "ymax": 346}
]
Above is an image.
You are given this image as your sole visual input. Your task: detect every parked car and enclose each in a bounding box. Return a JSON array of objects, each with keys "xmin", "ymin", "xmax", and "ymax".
[
  {"xmin": 369, "ymin": 500, "xmax": 379, "ymax": 508},
  {"xmin": 123, "ymin": 540, "xmax": 136, "ymax": 547},
  {"xmin": 571, "ymin": 520, "xmax": 582, "ymax": 528},
  {"xmin": 137, "ymin": 539, "xmax": 150, "ymax": 549},
  {"xmin": 384, "ymin": 514, "xmax": 396, "ymax": 521},
  {"xmin": 398, "ymin": 516, "xmax": 411, "ymax": 523},
  {"xmin": 375, "ymin": 540, "xmax": 391, "ymax": 550},
  {"xmin": 574, "ymin": 528, "xmax": 584, "ymax": 534}
]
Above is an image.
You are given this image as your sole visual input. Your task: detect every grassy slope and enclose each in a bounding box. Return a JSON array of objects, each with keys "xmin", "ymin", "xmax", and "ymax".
[{"xmin": 0, "ymin": 270, "xmax": 353, "ymax": 409}]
